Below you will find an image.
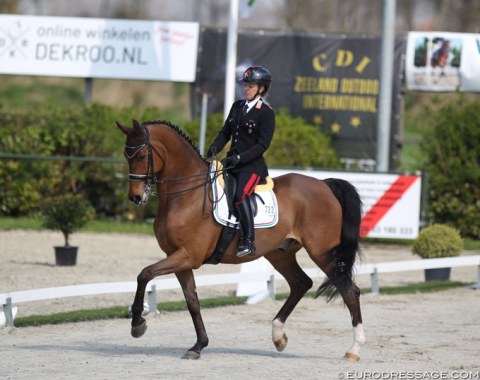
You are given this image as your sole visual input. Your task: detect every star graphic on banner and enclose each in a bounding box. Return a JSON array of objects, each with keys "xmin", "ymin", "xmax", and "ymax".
[
  {"xmin": 350, "ymin": 116, "xmax": 361, "ymax": 128},
  {"xmin": 312, "ymin": 115, "xmax": 323, "ymax": 126},
  {"xmin": 330, "ymin": 122, "xmax": 341, "ymax": 134}
]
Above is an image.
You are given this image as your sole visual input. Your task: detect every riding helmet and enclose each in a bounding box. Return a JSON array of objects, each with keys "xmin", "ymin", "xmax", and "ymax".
[{"xmin": 243, "ymin": 66, "xmax": 272, "ymax": 93}]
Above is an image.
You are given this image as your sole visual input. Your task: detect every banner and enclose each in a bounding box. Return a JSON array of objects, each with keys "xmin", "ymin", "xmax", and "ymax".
[
  {"xmin": 194, "ymin": 29, "xmax": 405, "ymax": 166},
  {"xmin": 0, "ymin": 15, "xmax": 199, "ymax": 82},
  {"xmin": 405, "ymin": 31, "xmax": 480, "ymax": 92},
  {"xmin": 269, "ymin": 169, "xmax": 422, "ymax": 239}
]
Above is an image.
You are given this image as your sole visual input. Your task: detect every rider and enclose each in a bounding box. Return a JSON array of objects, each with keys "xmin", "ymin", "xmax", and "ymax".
[{"xmin": 206, "ymin": 66, "xmax": 275, "ymax": 257}]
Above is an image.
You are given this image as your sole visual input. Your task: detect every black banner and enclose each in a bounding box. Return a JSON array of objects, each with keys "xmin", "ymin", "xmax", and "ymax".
[{"xmin": 193, "ymin": 29, "xmax": 405, "ymax": 166}]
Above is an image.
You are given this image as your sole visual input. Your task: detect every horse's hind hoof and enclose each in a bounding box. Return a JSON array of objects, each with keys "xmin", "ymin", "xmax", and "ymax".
[
  {"xmin": 131, "ymin": 320, "xmax": 147, "ymax": 338},
  {"xmin": 344, "ymin": 352, "xmax": 360, "ymax": 362},
  {"xmin": 274, "ymin": 334, "xmax": 288, "ymax": 352},
  {"xmin": 181, "ymin": 350, "xmax": 201, "ymax": 360}
]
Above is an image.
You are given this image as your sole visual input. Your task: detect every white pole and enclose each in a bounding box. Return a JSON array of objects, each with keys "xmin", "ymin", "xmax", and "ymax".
[
  {"xmin": 375, "ymin": 0, "xmax": 396, "ymax": 172},
  {"xmin": 199, "ymin": 93, "xmax": 208, "ymax": 155},
  {"xmin": 223, "ymin": 0, "xmax": 239, "ymax": 121}
]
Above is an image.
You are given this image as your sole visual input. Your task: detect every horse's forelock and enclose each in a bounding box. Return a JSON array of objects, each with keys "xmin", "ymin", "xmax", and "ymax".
[{"xmin": 125, "ymin": 124, "xmax": 147, "ymax": 146}]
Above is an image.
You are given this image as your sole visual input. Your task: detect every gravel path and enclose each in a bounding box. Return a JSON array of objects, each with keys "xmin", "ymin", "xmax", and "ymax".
[{"xmin": 1, "ymin": 230, "xmax": 479, "ymax": 379}]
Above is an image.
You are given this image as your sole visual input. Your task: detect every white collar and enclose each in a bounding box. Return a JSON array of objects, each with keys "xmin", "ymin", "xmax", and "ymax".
[{"xmin": 245, "ymin": 97, "xmax": 261, "ymax": 111}]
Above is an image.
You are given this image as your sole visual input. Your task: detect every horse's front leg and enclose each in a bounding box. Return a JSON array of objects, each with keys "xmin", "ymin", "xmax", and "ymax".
[
  {"xmin": 175, "ymin": 270, "xmax": 209, "ymax": 359},
  {"xmin": 130, "ymin": 247, "xmax": 195, "ymax": 339}
]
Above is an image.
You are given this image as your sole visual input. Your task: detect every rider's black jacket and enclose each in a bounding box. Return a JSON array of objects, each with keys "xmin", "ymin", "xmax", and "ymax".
[{"xmin": 209, "ymin": 98, "xmax": 275, "ymax": 179}]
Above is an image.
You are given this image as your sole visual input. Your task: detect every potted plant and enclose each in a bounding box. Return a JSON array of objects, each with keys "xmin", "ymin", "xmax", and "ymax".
[
  {"xmin": 411, "ymin": 224, "xmax": 463, "ymax": 281},
  {"xmin": 40, "ymin": 194, "xmax": 95, "ymax": 266}
]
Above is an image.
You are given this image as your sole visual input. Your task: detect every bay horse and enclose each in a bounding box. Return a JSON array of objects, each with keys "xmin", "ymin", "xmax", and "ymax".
[
  {"xmin": 116, "ymin": 119, "xmax": 365, "ymax": 361},
  {"xmin": 431, "ymin": 39, "xmax": 450, "ymax": 69}
]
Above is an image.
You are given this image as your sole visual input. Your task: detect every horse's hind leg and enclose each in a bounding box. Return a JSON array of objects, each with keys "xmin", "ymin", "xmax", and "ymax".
[
  {"xmin": 338, "ymin": 282, "xmax": 365, "ymax": 361},
  {"xmin": 314, "ymin": 254, "xmax": 365, "ymax": 361},
  {"xmin": 265, "ymin": 244, "xmax": 313, "ymax": 352}
]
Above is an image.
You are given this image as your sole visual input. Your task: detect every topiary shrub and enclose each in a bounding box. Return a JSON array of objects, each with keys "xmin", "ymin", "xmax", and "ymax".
[
  {"xmin": 40, "ymin": 194, "xmax": 95, "ymax": 247},
  {"xmin": 412, "ymin": 224, "xmax": 463, "ymax": 259}
]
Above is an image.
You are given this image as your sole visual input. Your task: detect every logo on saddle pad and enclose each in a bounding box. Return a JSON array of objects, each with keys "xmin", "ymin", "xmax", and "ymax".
[{"xmin": 210, "ymin": 162, "xmax": 279, "ymax": 228}]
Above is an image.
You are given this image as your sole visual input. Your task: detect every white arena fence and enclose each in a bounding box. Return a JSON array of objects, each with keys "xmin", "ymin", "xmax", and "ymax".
[{"xmin": 1, "ymin": 256, "xmax": 479, "ymax": 330}]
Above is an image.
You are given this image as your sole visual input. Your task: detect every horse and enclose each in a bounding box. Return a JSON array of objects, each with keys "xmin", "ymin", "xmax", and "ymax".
[
  {"xmin": 431, "ymin": 39, "xmax": 450, "ymax": 69},
  {"xmin": 116, "ymin": 119, "xmax": 365, "ymax": 361}
]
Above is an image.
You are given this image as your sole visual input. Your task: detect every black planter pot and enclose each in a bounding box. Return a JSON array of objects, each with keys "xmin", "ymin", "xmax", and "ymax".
[
  {"xmin": 54, "ymin": 246, "xmax": 78, "ymax": 266},
  {"xmin": 424, "ymin": 267, "xmax": 451, "ymax": 281}
]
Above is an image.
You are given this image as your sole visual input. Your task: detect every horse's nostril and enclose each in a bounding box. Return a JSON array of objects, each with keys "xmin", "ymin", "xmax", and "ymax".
[{"xmin": 129, "ymin": 195, "xmax": 142, "ymax": 205}]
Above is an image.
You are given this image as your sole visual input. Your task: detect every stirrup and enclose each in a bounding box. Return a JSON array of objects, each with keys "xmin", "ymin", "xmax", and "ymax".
[{"xmin": 236, "ymin": 240, "xmax": 256, "ymax": 257}]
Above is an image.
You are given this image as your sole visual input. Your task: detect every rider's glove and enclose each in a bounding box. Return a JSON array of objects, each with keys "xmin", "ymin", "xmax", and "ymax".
[
  {"xmin": 206, "ymin": 145, "xmax": 217, "ymax": 158},
  {"xmin": 223, "ymin": 154, "xmax": 241, "ymax": 168}
]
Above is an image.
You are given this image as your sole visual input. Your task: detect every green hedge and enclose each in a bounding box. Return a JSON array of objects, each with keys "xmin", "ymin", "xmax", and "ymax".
[
  {"xmin": 0, "ymin": 104, "xmax": 339, "ymax": 219},
  {"xmin": 182, "ymin": 108, "xmax": 340, "ymax": 168},
  {"xmin": 0, "ymin": 104, "xmax": 163, "ymax": 218},
  {"xmin": 420, "ymin": 95, "xmax": 480, "ymax": 239}
]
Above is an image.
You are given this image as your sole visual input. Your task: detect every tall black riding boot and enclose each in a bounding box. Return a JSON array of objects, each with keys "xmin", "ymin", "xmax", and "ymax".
[{"xmin": 236, "ymin": 197, "xmax": 256, "ymax": 257}]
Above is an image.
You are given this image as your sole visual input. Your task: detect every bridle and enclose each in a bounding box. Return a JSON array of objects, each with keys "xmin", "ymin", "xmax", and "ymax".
[
  {"xmin": 124, "ymin": 125, "xmax": 226, "ymax": 200},
  {"xmin": 124, "ymin": 128, "xmax": 161, "ymax": 184}
]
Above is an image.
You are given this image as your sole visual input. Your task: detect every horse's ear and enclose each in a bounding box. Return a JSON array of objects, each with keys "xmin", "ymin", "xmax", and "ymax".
[
  {"xmin": 116, "ymin": 121, "xmax": 130, "ymax": 135},
  {"xmin": 132, "ymin": 119, "xmax": 141, "ymax": 130}
]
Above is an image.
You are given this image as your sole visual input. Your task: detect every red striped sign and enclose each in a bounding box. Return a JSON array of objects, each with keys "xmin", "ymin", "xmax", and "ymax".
[
  {"xmin": 270, "ymin": 168, "xmax": 422, "ymax": 239},
  {"xmin": 360, "ymin": 175, "xmax": 418, "ymax": 237}
]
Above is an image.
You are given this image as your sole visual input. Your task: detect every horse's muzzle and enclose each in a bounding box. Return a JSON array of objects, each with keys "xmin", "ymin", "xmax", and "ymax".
[{"xmin": 129, "ymin": 195, "xmax": 143, "ymax": 205}]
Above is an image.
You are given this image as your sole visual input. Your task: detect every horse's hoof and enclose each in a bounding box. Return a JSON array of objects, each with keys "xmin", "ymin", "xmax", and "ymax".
[
  {"xmin": 181, "ymin": 350, "xmax": 201, "ymax": 360},
  {"xmin": 131, "ymin": 320, "xmax": 147, "ymax": 338},
  {"xmin": 344, "ymin": 352, "xmax": 360, "ymax": 362},
  {"xmin": 274, "ymin": 334, "xmax": 288, "ymax": 352}
]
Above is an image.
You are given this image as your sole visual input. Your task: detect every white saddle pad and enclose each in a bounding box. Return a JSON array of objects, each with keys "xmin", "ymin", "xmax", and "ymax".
[{"xmin": 210, "ymin": 165, "xmax": 279, "ymax": 229}]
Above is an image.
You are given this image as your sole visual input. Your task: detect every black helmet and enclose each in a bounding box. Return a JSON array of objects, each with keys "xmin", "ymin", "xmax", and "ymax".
[{"xmin": 243, "ymin": 66, "xmax": 272, "ymax": 94}]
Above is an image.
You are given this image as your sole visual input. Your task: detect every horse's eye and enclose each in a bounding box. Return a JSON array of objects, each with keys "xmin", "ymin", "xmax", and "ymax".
[{"xmin": 138, "ymin": 154, "xmax": 146, "ymax": 161}]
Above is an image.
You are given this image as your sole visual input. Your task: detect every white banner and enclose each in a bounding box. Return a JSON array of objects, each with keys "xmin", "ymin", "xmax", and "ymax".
[
  {"xmin": 0, "ymin": 15, "xmax": 199, "ymax": 82},
  {"xmin": 270, "ymin": 169, "xmax": 422, "ymax": 239},
  {"xmin": 405, "ymin": 31, "xmax": 480, "ymax": 92}
]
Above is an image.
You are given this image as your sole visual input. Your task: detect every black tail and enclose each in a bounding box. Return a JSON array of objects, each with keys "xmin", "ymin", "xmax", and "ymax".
[{"xmin": 316, "ymin": 178, "xmax": 363, "ymax": 300}]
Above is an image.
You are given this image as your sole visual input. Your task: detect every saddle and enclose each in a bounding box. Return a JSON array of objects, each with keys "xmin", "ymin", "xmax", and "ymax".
[
  {"xmin": 222, "ymin": 170, "xmax": 273, "ymax": 218},
  {"xmin": 211, "ymin": 160, "xmax": 275, "ymax": 226},
  {"xmin": 204, "ymin": 161, "xmax": 278, "ymax": 265}
]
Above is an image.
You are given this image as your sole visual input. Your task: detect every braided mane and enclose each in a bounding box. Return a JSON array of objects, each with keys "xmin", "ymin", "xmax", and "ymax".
[{"xmin": 142, "ymin": 120, "xmax": 208, "ymax": 163}]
